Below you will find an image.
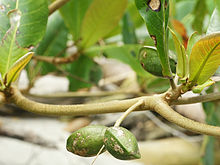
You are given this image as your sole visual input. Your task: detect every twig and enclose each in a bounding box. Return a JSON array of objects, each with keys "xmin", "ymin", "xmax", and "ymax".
[
  {"xmin": 7, "ymin": 86, "xmax": 220, "ymax": 137},
  {"xmin": 114, "ymin": 99, "xmax": 144, "ymax": 127},
  {"xmin": 171, "ymin": 92, "xmax": 220, "ymax": 105},
  {"xmin": 49, "ymin": 0, "xmax": 71, "ymax": 15},
  {"xmin": 8, "ymin": 85, "xmax": 154, "ymax": 116},
  {"xmin": 33, "ymin": 51, "xmax": 80, "ymax": 64},
  {"xmin": 91, "ymin": 145, "xmax": 105, "ymax": 165}
]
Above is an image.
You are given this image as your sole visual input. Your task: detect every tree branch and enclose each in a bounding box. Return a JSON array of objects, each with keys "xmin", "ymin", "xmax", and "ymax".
[
  {"xmin": 7, "ymin": 86, "xmax": 220, "ymax": 137},
  {"xmin": 33, "ymin": 51, "xmax": 80, "ymax": 64},
  {"xmin": 8, "ymin": 86, "xmax": 154, "ymax": 116},
  {"xmin": 154, "ymin": 98, "xmax": 220, "ymax": 137},
  {"xmin": 49, "ymin": 0, "xmax": 70, "ymax": 15},
  {"xmin": 171, "ymin": 92, "xmax": 220, "ymax": 105}
]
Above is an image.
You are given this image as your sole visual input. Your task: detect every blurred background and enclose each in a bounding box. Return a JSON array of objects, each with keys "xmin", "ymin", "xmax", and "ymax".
[{"xmin": 0, "ymin": 0, "xmax": 220, "ymax": 164}]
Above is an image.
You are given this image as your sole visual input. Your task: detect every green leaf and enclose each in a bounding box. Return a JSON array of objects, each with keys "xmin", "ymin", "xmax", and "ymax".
[
  {"xmin": 35, "ymin": 11, "xmax": 68, "ymax": 75},
  {"xmin": 59, "ymin": 0, "xmax": 93, "ymax": 41},
  {"xmin": 207, "ymin": 9, "xmax": 220, "ymax": 35},
  {"xmin": 192, "ymin": 0, "xmax": 207, "ymax": 34},
  {"xmin": 0, "ymin": 10, "xmax": 28, "ymax": 82},
  {"xmin": 67, "ymin": 55, "xmax": 101, "ymax": 91},
  {"xmin": 85, "ymin": 44, "xmax": 148, "ymax": 77},
  {"xmin": 122, "ymin": 12, "xmax": 137, "ymax": 44},
  {"xmin": 7, "ymin": 52, "xmax": 33, "ymax": 85},
  {"xmin": 0, "ymin": 0, "xmax": 48, "ymax": 47},
  {"xmin": 192, "ymin": 79, "xmax": 215, "ymax": 93},
  {"xmin": 135, "ymin": 0, "xmax": 173, "ymax": 78},
  {"xmin": 189, "ymin": 33, "xmax": 220, "ymax": 85},
  {"xmin": 170, "ymin": 28, "xmax": 188, "ymax": 78},
  {"xmin": 80, "ymin": 0, "xmax": 127, "ymax": 48},
  {"xmin": 215, "ymin": 0, "xmax": 220, "ymax": 14},
  {"xmin": 186, "ymin": 32, "xmax": 199, "ymax": 57}
]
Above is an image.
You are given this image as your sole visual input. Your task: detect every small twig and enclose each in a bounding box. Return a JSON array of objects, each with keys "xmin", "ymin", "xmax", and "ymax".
[
  {"xmin": 33, "ymin": 51, "xmax": 80, "ymax": 64},
  {"xmin": 114, "ymin": 99, "xmax": 144, "ymax": 127},
  {"xmin": 91, "ymin": 145, "xmax": 105, "ymax": 165},
  {"xmin": 171, "ymin": 92, "xmax": 220, "ymax": 105},
  {"xmin": 49, "ymin": 0, "xmax": 71, "ymax": 15}
]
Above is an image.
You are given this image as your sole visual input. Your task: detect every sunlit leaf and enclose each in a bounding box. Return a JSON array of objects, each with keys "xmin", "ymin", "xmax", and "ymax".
[
  {"xmin": 189, "ymin": 33, "xmax": 220, "ymax": 85},
  {"xmin": 192, "ymin": 0, "xmax": 207, "ymax": 34},
  {"xmin": 0, "ymin": 0, "xmax": 48, "ymax": 47},
  {"xmin": 59, "ymin": 0, "xmax": 93, "ymax": 41},
  {"xmin": 0, "ymin": 10, "xmax": 28, "ymax": 82},
  {"xmin": 80, "ymin": 0, "xmax": 127, "ymax": 48},
  {"xmin": 186, "ymin": 32, "xmax": 199, "ymax": 57},
  {"xmin": 135, "ymin": 0, "xmax": 173, "ymax": 78},
  {"xmin": 170, "ymin": 28, "xmax": 188, "ymax": 78},
  {"xmin": 207, "ymin": 9, "xmax": 220, "ymax": 35},
  {"xmin": 7, "ymin": 52, "xmax": 33, "ymax": 85}
]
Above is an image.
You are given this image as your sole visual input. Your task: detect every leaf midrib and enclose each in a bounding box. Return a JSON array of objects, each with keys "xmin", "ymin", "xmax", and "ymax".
[
  {"xmin": 192, "ymin": 41, "xmax": 220, "ymax": 84},
  {"xmin": 5, "ymin": 0, "xmax": 20, "ymax": 76}
]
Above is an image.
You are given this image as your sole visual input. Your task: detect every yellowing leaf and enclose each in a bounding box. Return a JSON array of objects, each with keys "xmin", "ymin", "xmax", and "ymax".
[
  {"xmin": 189, "ymin": 33, "xmax": 220, "ymax": 85},
  {"xmin": 170, "ymin": 28, "xmax": 188, "ymax": 79},
  {"xmin": 6, "ymin": 52, "xmax": 33, "ymax": 85}
]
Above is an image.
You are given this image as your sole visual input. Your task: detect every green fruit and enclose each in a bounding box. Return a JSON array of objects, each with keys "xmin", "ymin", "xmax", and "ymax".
[
  {"xmin": 66, "ymin": 125, "xmax": 107, "ymax": 157},
  {"xmin": 104, "ymin": 126, "xmax": 141, "ymax": 160},
  {"xmin": 139, "ymin": 46, "xmax": 176, "ymax": 77}
]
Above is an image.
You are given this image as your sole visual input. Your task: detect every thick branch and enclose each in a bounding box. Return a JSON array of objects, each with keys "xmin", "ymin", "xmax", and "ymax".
[
  {"xmin": 9, "ymin": 86, "xmax": 153, "ymax": 116},
  {"xmin": 33, "ymin": 52, "xmax": 79, "ymax": 64},
  {"xmin": 8, "ymin": 86, "xmax": 220, "ymax": 137},
  {"xmin": 154, "ymin": 98, "xmax": 220, "ymax": 137},
  {"xmin": 171, "ymin": 92, "xmax": 220, "ymax": 105},
  {"xmin": 49, "ymin": 0, "xmax": 70, "ymax": 15}
]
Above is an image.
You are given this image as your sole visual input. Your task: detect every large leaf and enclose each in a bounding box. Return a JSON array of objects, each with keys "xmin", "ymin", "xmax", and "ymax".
[
  {"xmin": 207, "ymin": 9, "xmax": 220, "ymax": 35},
  {"xmin": 170, "ymin": 28, "xmax": 188, "ymax": 78},
  {"xmin": 35, "ymin": 11, "xmax": 68, "ymax": 75},
  {"xmin": 59, "ymin": 0, "xmax": 93, "ymax": 41},
  {"xmin": 80, "ymin": 0, "xmax": 127, "ymax": 48},
  {"xmin": 0, "ymin": 10, "xmax": 28, "ymax": 81},
  {"xmin": 189, "ymin": 33, "xmax": 220, "ymax": 85},
  {"xmin": 192, "ymin": 0, "xmax": 207, "ymax": 34},
  {"xmin": 122, "ymin": 12, "xmax": 137, "ymax": 44},
  {"xmin": 85, "ymin": 44, "xmax": 148, "ymax": 77},
  {"xmin": 135, "ymin": 0, "xmax": 172, "ymax": 78},
  {"xmin": 0, "ymin": 0, "xmax": 48, "ymax": 47}
]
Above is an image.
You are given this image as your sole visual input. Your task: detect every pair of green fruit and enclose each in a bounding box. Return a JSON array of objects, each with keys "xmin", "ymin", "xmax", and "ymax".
[{"xmin": 66, "ymin": 125, "xmax": 141, "ymax": 160}]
